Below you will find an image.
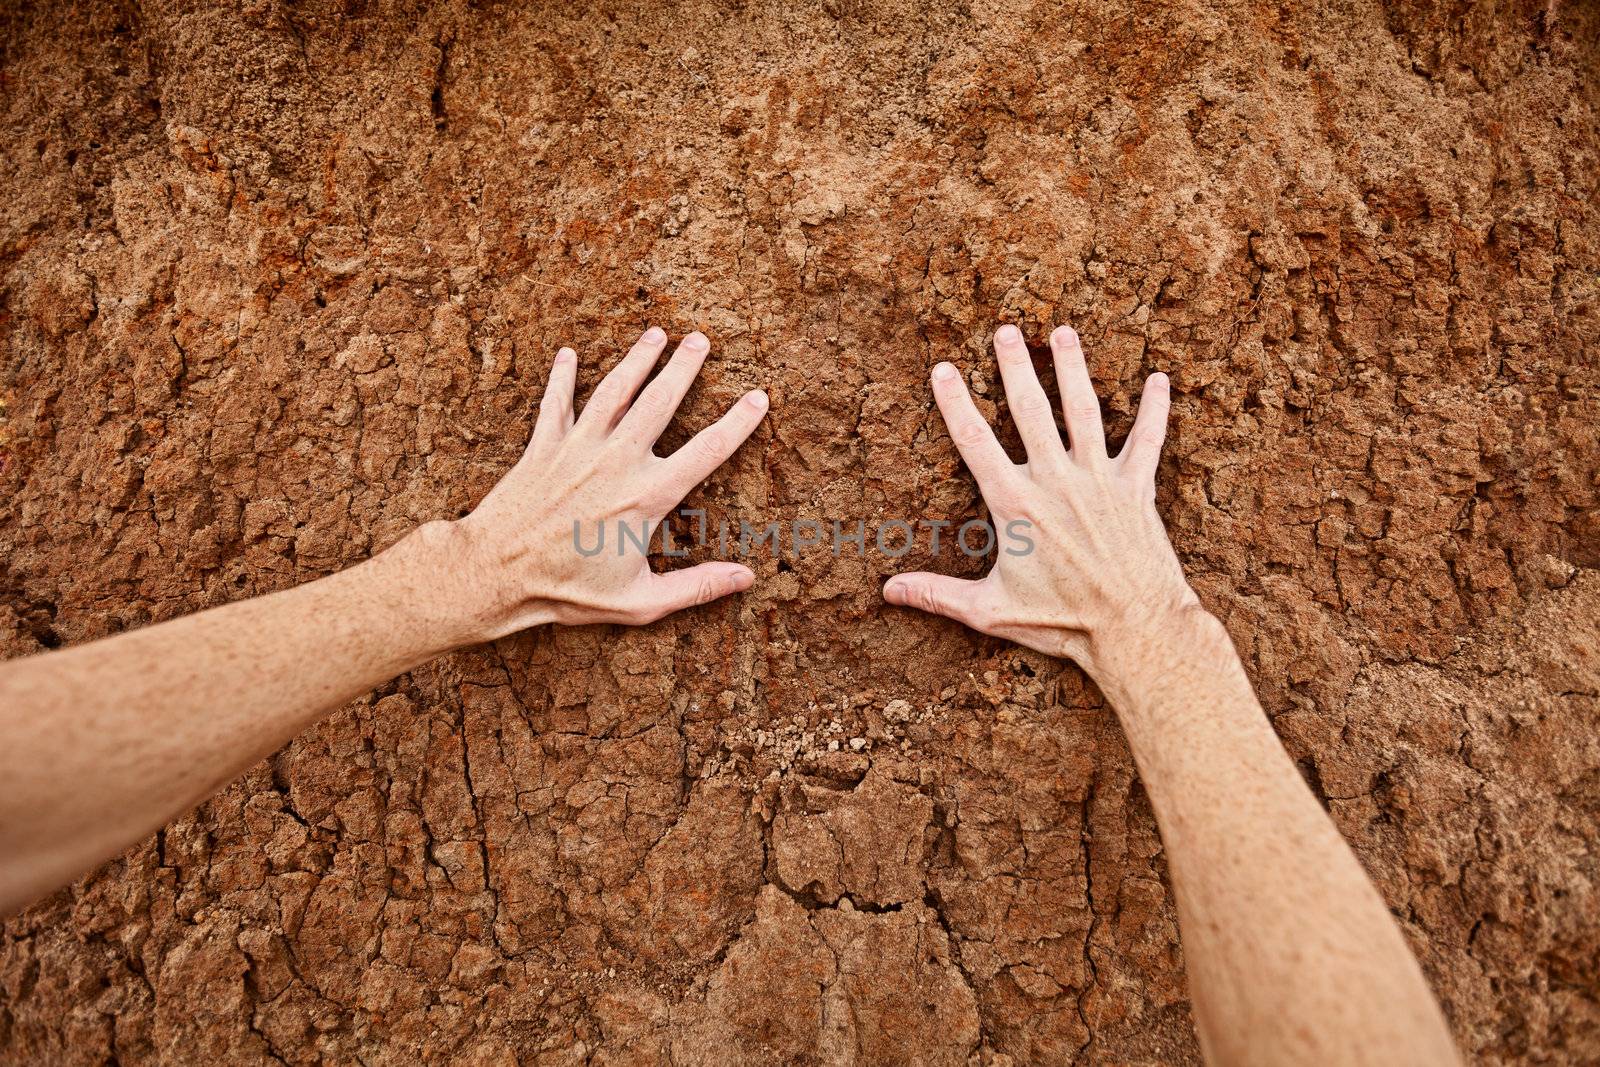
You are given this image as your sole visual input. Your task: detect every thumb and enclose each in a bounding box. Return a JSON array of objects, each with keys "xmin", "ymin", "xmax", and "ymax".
[
  {"xmin": 883, "ymin": 572, "xmax": 991, "ymax": 631},
  {"xmin": 635, "ymin": 562, "xmax": 755, "ymax": 624}
]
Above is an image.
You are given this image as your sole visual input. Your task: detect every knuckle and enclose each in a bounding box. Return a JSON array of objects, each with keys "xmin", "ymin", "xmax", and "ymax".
[
  {"xmin": 986, "ymin": 484, "xmax": 1028, "ymax": 516},
  {"xmin": 1012, "ymin": 392, "xmax": 1051, "ymax": 418},
  {"xmin": 953, "ymin": 420, "xmax": 991, "ymax": 448},
  {"xmin": 632, "ymin": 387, "xmax": 671, "ymax": 421},
  {"xmin": 912, "ymin": 582, "xmax": 943, "ymax": 615},
  {"xmin": 1068, "ymin": 404, "xmax": 1102, "ymax": 423},
  {"xmin": 1008, "ymin": 499, "xmax": 1041, "ymax": 526},
  {"xmin": 637, "ymin": 482, "xmax": 676, "ymax": 515},
  {"xmin": 697, "ymin": 576, "xmax": 723, "ymax": 605},
  {"xmin": 1081, "ymin": 467, "xmax": 1114, "ymax": 491},
  {"xmin": 693, "ymin": 429, "xmax": 729, "ymax": 462}
]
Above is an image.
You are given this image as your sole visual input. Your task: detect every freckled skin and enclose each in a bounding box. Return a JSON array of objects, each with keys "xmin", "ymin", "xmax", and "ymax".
[
  {"xmin": 885, "ymin": 324, "xmax": 1461, "ymax": 1067},
  {"xmin": 1, "ymin": 319, "xmax": 1459, "ymax": 1065},
  {"xmin": 0, "ymin": 327, "xmax": 769, "ymax": 917}
]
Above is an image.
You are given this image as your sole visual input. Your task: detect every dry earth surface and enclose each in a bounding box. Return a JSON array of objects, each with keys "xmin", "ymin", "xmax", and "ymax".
[{"xmin": 2, "ymin": 0, "xmax": 1598, "ymax": 1063}]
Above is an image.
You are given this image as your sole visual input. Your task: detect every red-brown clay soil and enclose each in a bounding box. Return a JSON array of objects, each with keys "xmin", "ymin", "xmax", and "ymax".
[{"xmin": 2, "ymin": 1, "xmax": 1598, "ymax": 1063}]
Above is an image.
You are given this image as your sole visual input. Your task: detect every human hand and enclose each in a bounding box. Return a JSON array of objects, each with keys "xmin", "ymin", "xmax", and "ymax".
[
  {"xmin": 414, "ymin": 326, "xmax": 768, "ymax": 645},
  {"xmin": 883, "ymin": 323, "xmax": 1198, "ymax": 678}
]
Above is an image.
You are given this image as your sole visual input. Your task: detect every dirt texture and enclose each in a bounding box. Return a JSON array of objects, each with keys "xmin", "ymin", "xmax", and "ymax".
[{"xmin": 2, "ymin": 0, "xmax": 1598, "ymax": 1063}]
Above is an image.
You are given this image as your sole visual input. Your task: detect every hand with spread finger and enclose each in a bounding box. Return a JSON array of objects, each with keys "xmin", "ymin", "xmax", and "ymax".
[
  {"xmin": 885, "ymin": 323, "xmax": 1460, "ymax": 1067},
  {"xmin": 445, "ymin": 326, "xmax": 769, "ymax": 640},
  {"xmin": 0, "ymin": 325, "xmax": 769, "ymax": 916},
  {"xmin": 883, "ymin": 322, "xmax": 1195, "ymax": 678}
]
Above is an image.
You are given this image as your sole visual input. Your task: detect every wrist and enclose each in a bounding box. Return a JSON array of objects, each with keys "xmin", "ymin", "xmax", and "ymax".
[
  {"xmin": 1084, "ymin": 597, "xmax": 1232, "ymax": 704},
  {"xmin": 1080, "ymin": 601, "xmax": 1275, "ymax": 785},
  {"xmin": 368, "ymin": 519, "xmax": 502, "ymax": 652}
]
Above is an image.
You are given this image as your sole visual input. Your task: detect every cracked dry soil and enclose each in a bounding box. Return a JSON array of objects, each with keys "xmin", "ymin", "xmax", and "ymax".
[{"xmin": 2, "ymin": 0, "xmax": 1599, "ymax": 1063}]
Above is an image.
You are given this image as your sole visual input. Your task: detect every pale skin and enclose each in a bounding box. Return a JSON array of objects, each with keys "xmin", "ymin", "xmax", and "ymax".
[
  {"xmin": 0, "ymin": 322, "xmax": 1458, "ymax": 1065},
  {"xmin": 0, "ymin": 326, "xmax": 769, "ymax": 915},
  {"xmin": 885, "ymin": 323, "xmax": 1460, "ymax": 1066}
]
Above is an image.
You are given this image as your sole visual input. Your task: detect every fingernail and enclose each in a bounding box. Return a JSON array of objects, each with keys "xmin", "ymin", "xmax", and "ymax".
[
  {"xmin": 643, "ymin": 326, "xmax": 666, "ymax": 343},
  {"xmin": 746, "ymin": 389, "xmax": 770, "ymax": 411},
  {"xmin": 683, "ymin": 331, "xmax": 709, "ymax": 351},
  {"xmin": 996, "ymin": 323, "xmax": 1022, "ymax": 345},
  {"xmin": 732, "ymin": 566, "xmax": 755, "ymax": 591},
  {"xmin": 884, "ymin": 579, "xmax": 906, "ymax": 605},
  {"xmin": 1052, "ymin": 325, "xmax": 1079, "ymax": 347},
  {"xmin": 932, "ymin": 362, "xmax": 958, "ymax": 381},
  {"xmin": 1150, "ymin": 371, "xmax": 1171, "ymax": 391},
  {"xmin": 554, "ymin": 347, "xmax": 576, "ymax": 364}
]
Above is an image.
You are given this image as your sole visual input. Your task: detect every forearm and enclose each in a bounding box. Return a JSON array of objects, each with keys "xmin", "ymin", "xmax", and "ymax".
[
  {"xmin": 0, "ymin": 327, "xmax": 768, "ymax": 918},
  {"xmin": 0, "ymin": 522, "xmax": 464, "ymax": 915},
  {"xmin": 1090, "ymin": 607, "xmax": 1459, "ymax": 1066}
]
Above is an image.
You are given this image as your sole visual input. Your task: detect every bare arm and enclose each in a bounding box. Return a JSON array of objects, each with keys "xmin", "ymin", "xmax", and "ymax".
[
  {"xmin": 884, "ymin": 323, "xmax": 1459, "ymax": 1066},
  {"xmin": 0, "ymin": 327, "xmax": 768, "ymax": 917}
]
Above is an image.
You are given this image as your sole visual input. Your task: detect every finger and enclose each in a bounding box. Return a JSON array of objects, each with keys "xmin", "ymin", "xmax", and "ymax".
[
  {"xmin": 526, "ymin": 346, "xmax": 577, "ymax": 457},
  {"xmin": 992, "ymin": 323, "xmax": 1065, "ymax": 469},
  {"xmin": 883, "ymin": 571, "xmax": 994, "ymax": 632},
  {"xmin": 615, "ymin": 331, "xmax": 711, "ymax": 449},
  {"xmin": 1050, "ymin": 325, "xmax": 1107, "ymax": 465},
  {"xmin": 654, "ymin": 388, "xmax": 769, "ymax": 507},
  {"xmin": 574, "ymin": 326, "xmax": 668, "ymax": 435},
  {"xmin": 930, "ymin": 361, "xmax": 1018, "ymax": 498},
  {"xmin": 630, "ymin": 561, "xmax": 755, "ymax": 624},
  {"xmin": 1117, "ymin": 371, "xmax": 1172, "ymax": 482}
]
